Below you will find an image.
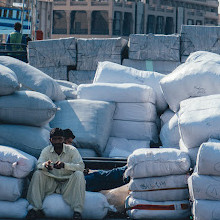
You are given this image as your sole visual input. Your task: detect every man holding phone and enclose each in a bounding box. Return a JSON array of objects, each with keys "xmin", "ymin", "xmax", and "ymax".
[{"xmin": 26, "ymin": 128, "xmax": 85, "ymax": 220}]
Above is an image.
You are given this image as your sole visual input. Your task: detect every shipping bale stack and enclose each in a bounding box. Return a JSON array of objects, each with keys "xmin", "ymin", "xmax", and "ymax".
[
  {"xmin": 188, "ymin": 140, "xmax": 220, "ymax": 219},
  {"xmin": 68, "ymin": 37, "xmax": 127, "ymax": 85},
  {"xmin": 28, "ymin": 38, "xmax": 77, "ymax": 80},
  {"xmin": 177, "ymin": 94, "xmax": 220, "ymax": 167},
  {"xmin": 125, "ymin": 148, "xmax": 191, "ymax": 219},
  {"xmin": 77, "ymin": 83, "xmax": 158, "ymax": 158},
  {"xmin": 123, "ymin": 34, "xmax": 181, "ymax": 75},
  {"xmin": 0, "ymin": 146, "xmax": 37, "ymax": 219},
  {"xmin": 180, "ymin": 25, "xmax": 220, "ymax": 63}
]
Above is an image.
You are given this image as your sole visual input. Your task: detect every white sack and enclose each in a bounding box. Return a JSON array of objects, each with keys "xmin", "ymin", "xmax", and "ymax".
[
  {"xmin": 0, "ymin": 125, "xmax": 50, "ymax": 158},
  {"xmin": 178, "ymin": 95, "xmax": 220, "ymax": 149},
  {"xmin": 188, "ymin": 172, "xmax": 220, "ymax": 201},
  {"xmin": 160, "ymin": 109, "xmax": 175, "ymax": 127},
  {"xmin": 104, "ymin": 137, "xmax": 150, "ymax": 158},
  {"xmin": 196, "ymin": 140, "xmax": 220, "ymax": 176},
  {"xmin": 125, "ymin": 148, "xmax": 191, "ymax": 178},
  {"xmin": 192, "ymin": 199, "xmax": 220, "ymax": 220},
  {"xmin": 101, "ymin": 184, "xmax": 129, "ymax": 213},
  {"xmin": 114, "ymin": 102, "xmax": 157, "ymax": 122},
  {"xmin": 126, "ymin": 196, "xmax": 191, "ymax": 219},
  {"xmin": 179, "ymin": 140, "xmax": 199, "ymax": 168},
  {"xmin": 129, "ymin": 174, "xmax": 189, "ymax": 191},
  {"xmin": 160, "ymin": 114, "xmax": 180, "ymax": 148},
  {"xmin": 56, "ymin": 79, "xmax": 78, "ymax": 89},
  {"xmin": 77, "ymin": 83, "xmax": 156, "ymax": 103},
  {"xmin": 111, "ymin": 120, "xmax": 158, "ymax": 142},
  {"xmin": 50, "ymin": 99, "xmax": 115, "ymax": 154},
  {"xmin": 43, "ymin": 192, "xmax": 115, "ymax": 219},
  {"xmin": 0, "ymin": 56, "xmax": 65, "ymax": 101},
  {"xmin": 93, "ymin": 61, "xmax": 167, "ymax": 112},
  {"xmin": 130, "ymin": 174, "xmax": 189, "ymax": 201},
  {"xmin": 0, "ymin": 199, "xmax": 28, "ymax": 219},
  {"xmin": 0, "ymin": 176, "xmax": 24, "ymax": 201},
  {"xmin": 0, "ymin": 145, "xmax": 36, "ymax": 178},
  {"xmin": 160, "ymin": 51, "xmax": 220, "ymax": 112},
  {"xmin": 0, "ymin": 91, "xmax": 57, "ymax": 126},
  {"xmin": 60, "ymin": 85, "xmax": 77, "ymax": 100},
  {"xmin": 0, "ymin": 64, "xmax": 19, "ymax": 95},
  {"xmin": 130, "ymin": 188, "xmax": 188, "ymax": 202}
]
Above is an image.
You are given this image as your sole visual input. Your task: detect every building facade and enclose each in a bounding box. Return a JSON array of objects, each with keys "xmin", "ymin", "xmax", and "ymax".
[{"xmin": 52, "ymin": 0, "xmax": 219, "ymax": 39}]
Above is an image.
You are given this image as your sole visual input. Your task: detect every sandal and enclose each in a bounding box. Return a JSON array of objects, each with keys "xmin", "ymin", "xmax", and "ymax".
[{"xmin": 73, "ymin": 211, "xmax": 82, "ymax": 220}]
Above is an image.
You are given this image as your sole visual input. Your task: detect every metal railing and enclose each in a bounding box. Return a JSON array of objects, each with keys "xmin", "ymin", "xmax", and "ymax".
[{"xmin": 0, "ymin": 43, "xmax": 27, "ymax": 62}]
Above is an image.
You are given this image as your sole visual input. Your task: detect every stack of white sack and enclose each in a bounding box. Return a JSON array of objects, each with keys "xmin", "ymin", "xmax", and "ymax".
[
  {"xmin": 0, "ymin": 57, "xmax": 69, "ymax": 158},
  {"xmin": 0, "ymin": 145, "xmax": 37, "ymax": 218},
  {"xmin": 0, "ymin": 56, "xmax": 65, "ymax": 101},
  {"xmin": 124, "ymin": 148, "xmax": 191, "ymax": 219},
  {"xmin": 159, "ymin": 109, "xmax": 180, "ymax": 149},
  {"xmin": 42, "ymin": 192, "xmax": 116, "ymax": 219},
  {"xmin": 50, "ymin": 99, "xmax": 116, "ymax": 156},
  {"xmin": 188, "ymin": 140, "xmax": 220, "ymax": 220},
  {"xmin": 160, "ymin": 51, "xmax": 220, "ymax": 113},
  {"xmin": 77, "ymin": 83, "xmax": 158, "ymax": 158},
  {"xmin": 178, "ymin": 94, "xmax": 220, "ymax": 167},
  {"xmin": 56, "ymin": 79, "xmax": 78, "ymax": 100},
  {"xmin": 93, "ymin": 61, "xmax": 167, "ymax": 113}
]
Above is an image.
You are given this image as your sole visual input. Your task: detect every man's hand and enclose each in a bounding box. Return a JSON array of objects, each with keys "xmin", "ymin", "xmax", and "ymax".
[
  {"xmin": 45, "ymin": 160, "xmax": 53, "ymax": 170},
  {"xmin": 53, "ymin": 161, "xmax": 65, "ymax": 169}
]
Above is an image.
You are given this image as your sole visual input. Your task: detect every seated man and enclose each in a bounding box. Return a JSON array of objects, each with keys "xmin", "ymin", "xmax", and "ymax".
[
  {"xmin": 63, "ymin": 129, "xmax": 130, "ymax": 192},
  {"xmin": 26, "ymin": 128, "xmax": 85, "ymax": 220}
]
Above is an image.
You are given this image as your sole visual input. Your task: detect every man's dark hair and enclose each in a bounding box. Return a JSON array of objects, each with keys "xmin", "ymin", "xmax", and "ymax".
[
  {"xmin": 14, "ymin": 22, "xmax": 22, "ymax": 31},
  {"xmin": 63, "ymin": 129, "xmax": 75, "ymax": 139},
  {"xmin": 50, "ymin": 128, "xmax": 64, "ymax": 138}
]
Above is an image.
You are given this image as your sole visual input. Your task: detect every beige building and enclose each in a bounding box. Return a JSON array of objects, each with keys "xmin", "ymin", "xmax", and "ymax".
[{"xmin": 52, "ymin": 0, "xmax": 219, "ymax": 39}]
